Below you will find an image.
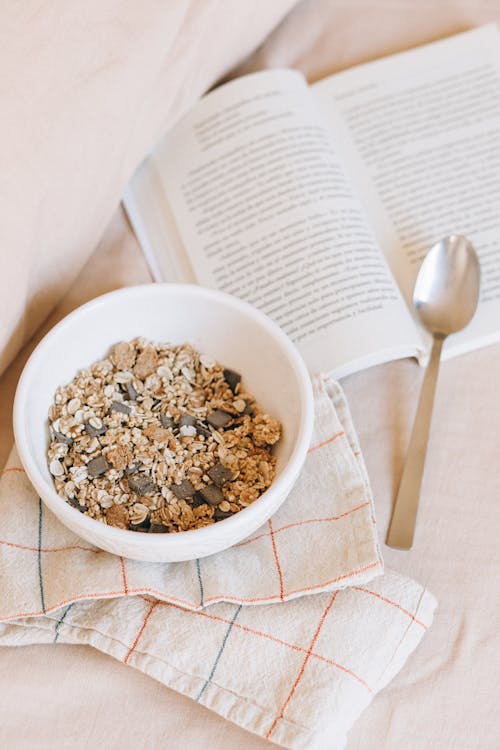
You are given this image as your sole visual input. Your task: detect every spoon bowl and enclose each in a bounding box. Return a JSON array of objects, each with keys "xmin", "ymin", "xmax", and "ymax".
[{"xmin": 413, "ymin": 234, "xmax": 480, "ymax": 337}]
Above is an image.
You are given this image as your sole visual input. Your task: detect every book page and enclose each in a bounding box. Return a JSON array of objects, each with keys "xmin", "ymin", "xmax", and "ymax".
[
  {"xmin": 148, "ymin": 69, "xmax": 420, "ymax": 376},
  {"xmin": 313, "ymin": 24, "xmax": 500, "ymax": 359}
]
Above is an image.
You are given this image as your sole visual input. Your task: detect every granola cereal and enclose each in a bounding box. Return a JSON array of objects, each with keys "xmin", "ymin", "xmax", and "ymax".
[{"xmin": 46, "ymin": 339, "xmax": 282, "ymax": 533}]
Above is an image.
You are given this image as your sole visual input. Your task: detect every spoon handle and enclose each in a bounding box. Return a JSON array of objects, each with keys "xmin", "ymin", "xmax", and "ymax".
[{"xmin": 386, "ymin": 336, "xmax": 444, "ymax": 549}]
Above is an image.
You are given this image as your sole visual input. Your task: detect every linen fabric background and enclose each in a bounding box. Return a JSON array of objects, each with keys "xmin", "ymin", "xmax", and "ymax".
[{"xmin": 1, "ymin": 1, "xmax": 499, "ymax": 749}]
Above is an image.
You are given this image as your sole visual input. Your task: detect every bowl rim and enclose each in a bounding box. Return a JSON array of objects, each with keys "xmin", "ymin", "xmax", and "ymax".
[{"xmin": 13, "ymin": 283, "xmax": 314, "ymax": 551}]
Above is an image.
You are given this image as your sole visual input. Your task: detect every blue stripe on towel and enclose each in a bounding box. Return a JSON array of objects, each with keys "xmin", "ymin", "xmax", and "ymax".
[
  {"xmin": 196, "ymin": 604, "xmax": 242, "ymax": 702},
  {"xmin": 53, "ymin": 603, "xmax": 75, "ymax": 642},
  {"xmin": 195, "ymin": 558, "xmax": 204, "ymax": 608},
  {"xmin": 37, "ymin": 498, "xmax": 46, "ymax": 613}
]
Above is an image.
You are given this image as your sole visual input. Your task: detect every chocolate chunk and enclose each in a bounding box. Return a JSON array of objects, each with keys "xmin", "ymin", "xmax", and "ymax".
[
  {"xmin": 170, "ymin": 479, "xmax": 196, "ymax": 500},
  {"xmin": 130, "ymin": 517, "xmax": 151, "ymax": 532},
  {"xmin": 206, "ymin": 410, "xmax": 233, "ymax": 429},
  {"xmin": 87, "ymin": 455, "xmax": 109, "ymax": 477},
  {"xmin": 125, "ymin": 381, "xmax": 138, "ymax": 401},
  {"xmin": 125, "ymin": 461, "xmax": 143, "ymax": 476},
  {"xmin": 207, "ymin": 462, "xmax": 233, "ymax": 487},
  {"xmin": 223, "ymin": 368, "xmax": 241, "ymax": 393},
  {"xmin": 214, "ymin": 506, "xmax": 233, "ymax": 520},
  {"xmin": 199, "ymin": 484, "xmax": 225, "ymax": 506},
  {"xmin": 160, "ymin": 413, "xmax": 174, "ymax": 429},
  {"xmin": 128, "ymin": 475, "xmax": 156, "ymax": 496},
  {"xmin": 52, "ymin": 429, "xmax": 73, "ymax": 447},
  {"xmin": 149, "ymin": 523, "xmax": 168, "ymax": 534},
  {"xmin": 191, "ymin": 492, "xmax": 206, "ymax": 508},
  {"xmin": 110, "ymin": 400, "xmax": 131, "ymax": 415},
  {"xmin": 243, "ymin": 404, "xmax": 254, "ymax": 416},
  {"xmin": 179, "ymin": 414, "xmax": 197, "ymax": 428},
  {"xmin": 84, "ymin": 420, "xmax": 106, "ymax": 438}
]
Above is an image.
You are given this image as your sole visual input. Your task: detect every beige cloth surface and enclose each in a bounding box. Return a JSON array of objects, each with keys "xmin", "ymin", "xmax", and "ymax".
[
  {"xmin": 1, "ymin": 1, "xmax": 500, "ymax": 748},
  {"xmin": 0, "ymin": 0, "xmax": 296, "ymax": 378},
  {"xmin": 0, "ymin": 385, "xmax": 437, "ymax": 749}
]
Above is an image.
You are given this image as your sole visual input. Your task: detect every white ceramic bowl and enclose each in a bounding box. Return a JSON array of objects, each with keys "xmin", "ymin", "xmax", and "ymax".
[{"xmin": 14, "ymin": 284, "xmax": 313, "ymax": 562}]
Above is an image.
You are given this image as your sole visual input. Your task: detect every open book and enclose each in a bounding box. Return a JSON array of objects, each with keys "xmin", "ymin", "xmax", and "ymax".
[{"xmin": 124, "ymin": 24, "xmax": 500, "ymax": 378}]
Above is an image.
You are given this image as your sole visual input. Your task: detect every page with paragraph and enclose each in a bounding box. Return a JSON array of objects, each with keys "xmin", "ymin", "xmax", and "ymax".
[
  {"xmin": 150, "ymin": 69, "xmax": 420, "ymax": 376},
  {"xmin": 313, "ymin": 24, "xmax": 500, "ymax": 360}
]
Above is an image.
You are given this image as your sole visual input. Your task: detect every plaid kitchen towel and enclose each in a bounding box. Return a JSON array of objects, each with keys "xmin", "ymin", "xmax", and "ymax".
[{"xmin": 0, "ymin": 379, "xmax": 436, "ymax": 749}]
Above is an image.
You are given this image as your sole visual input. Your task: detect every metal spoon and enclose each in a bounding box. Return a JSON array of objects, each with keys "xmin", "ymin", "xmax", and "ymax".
[{"xmin": 386, "ymin": 235, "xmax": 480, "ymax": 549}]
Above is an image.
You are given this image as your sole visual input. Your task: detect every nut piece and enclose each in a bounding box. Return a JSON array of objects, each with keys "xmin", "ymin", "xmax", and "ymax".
[
  {"xmin": 134, "ymin": 347, "xmax": 158, "ymax": 379},
  {"xmin": 105, "ymin": 504, "xmax": 129, "ymax": 529},
  {"xmin": 111, "ymin": 342, "xmax": 136, "ymax": 370},
  {"xmin": 143, "ymin": 424, "xmax": 171, "ymax": 443},
  {"xmin": 106, "ymin": 445, "xmax": 132, "ymax": 471}
]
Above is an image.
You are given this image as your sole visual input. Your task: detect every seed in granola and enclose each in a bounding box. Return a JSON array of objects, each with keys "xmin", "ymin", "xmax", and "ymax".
[
  {"xmin": 87, "ymin": 455, "xmax": 109, "ymax": 477},
  {"xmin": 180, "ymin": 424, "xmax": 197, "ymax": 438},
  {"xmin": 160, "ymin": 414, "xmax": 174, "ymax": 429},
  {"xmin": 124, "ymin": 381, "xmax": 138, "ymax": 401},
  {"xmin": 170, "ymin": 479, "xmax": 196, "ymax": 500},
  {"xmin": 179, "ymin": 414, "xmax": 197, "ymax": 428},
  {"xmin": 110, "ymin": 400, "xmax": 131, "ymax": 415},
  {"xmin": 111, "ymin": 341, "xmax": 136, "ymax": 370},
  {"xmin": 218, "ymin": 500, "xmax": 231, "ymax": 512},
  {"xmin": 207, "ymin": 462, "xmax": 233, "ymax": 487},
  {"xmin": 233, "ymin": 399, "xmax": 246, "ymax": 413},
  {"xmin": 207, "ymin": 410, "xmax": 233, "ymax": 429},
  {"xmin": 52, "ymin": 428, "xmax": 73, "ymax": 446},
  {"xmin": 199, "ymin": 484, "xmax": 224, "ymax": 506},
  {"xmin": 84, "ymin": 417, "xmax": 106, "ymax": 437},
  {"xmin": 105, "ymin": 504, "xmax": 129, "ymax": 530},
  {"xmin": 125, "ymin": 461, "xmax": 143, "ymax": 475},
  {"xmin": 194, "ymin": 420, "xmax": 211, "ymax": 438},
  {"xmin": 49, "ymin": 459, "xmax": 65, "ymax": 477},
  {"xmin": 68, "ymin": 497, "xmax": 87, "ymax": 512},
  {"xmin": 134, "ymin": 346, "xmax": 158, "ymax": 379},
  {"xmin": 223, "ymin": 368, "xmax": 241, "ymax": 393},
  {"xmin": 128, "ymin": 475, "xmax": 156, "ymax": 496}
]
